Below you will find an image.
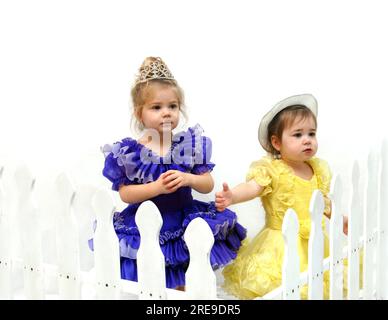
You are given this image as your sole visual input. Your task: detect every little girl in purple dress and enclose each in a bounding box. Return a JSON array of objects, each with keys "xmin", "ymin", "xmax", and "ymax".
[{"xmin": 90, "ymin": 57, "xmax": 246, "ymax": 289}]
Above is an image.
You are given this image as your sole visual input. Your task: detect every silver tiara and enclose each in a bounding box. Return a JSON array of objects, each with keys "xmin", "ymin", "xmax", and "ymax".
[{"xmin": 135, "ymin": 57, "xmax": 175, "ymax": 85}]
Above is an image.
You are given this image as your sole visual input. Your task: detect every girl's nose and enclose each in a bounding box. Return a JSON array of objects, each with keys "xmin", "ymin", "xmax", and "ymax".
[
  {"xmin": 162, "ymin": 107, "xmax": 171, "ymax": 117},
  {"xmin": 303, "ymin": 135, "xmax": 312, "ymax": 144}
]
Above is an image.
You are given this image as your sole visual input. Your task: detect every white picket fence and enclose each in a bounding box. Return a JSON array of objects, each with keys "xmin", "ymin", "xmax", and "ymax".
[
  {"xmin": 0, "ymin": 165, "xmax": 217, "ymax": 300},
  {"xmin": 0, "ymin": 140, "xmax": 387, "ymax": 300}
]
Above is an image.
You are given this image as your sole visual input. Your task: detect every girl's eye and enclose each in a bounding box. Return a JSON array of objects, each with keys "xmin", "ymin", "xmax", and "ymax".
[
  {"xmin": 309, "ymin": 132, "xmax": 316, "ymax": 137},
  {"xmin": 152, "ymin": 105, "xmax": 161, "ymax": 110},
  {"xmin": 169, "ymin": 104, "xmax": 178, "ymax": 109},
  {"xmin": 293, "ymin": 133, "xmax": 302, "ymax": 138}
]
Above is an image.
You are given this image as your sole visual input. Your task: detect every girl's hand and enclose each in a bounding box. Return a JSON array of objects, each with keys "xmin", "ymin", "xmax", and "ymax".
[
  {"xmin": 215, "ymin": 183, "xmax": 233, "ymax": 212},
  {"xmin": 160, "ymin": 170, "xmax": 191, "ymax": 193},
  {"xmin": 154, "ymin": 173, "xmax": 169, "ymax": 195},
  {"xmin": 343, "ymin": 215, "xmax": 348, "ymax": 236}
]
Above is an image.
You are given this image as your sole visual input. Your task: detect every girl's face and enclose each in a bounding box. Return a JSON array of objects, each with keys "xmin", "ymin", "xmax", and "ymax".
[
  {"xmin": 272, "ymin": 115, "xmax": 318, "ymax": 162},
  {"xmin": 139, "ymin": 83, "xmax": 180, "ymax": 135}
]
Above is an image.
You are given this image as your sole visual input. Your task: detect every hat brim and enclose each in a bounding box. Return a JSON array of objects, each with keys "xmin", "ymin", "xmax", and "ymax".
[{"xmin": 258, "ymin": 94, "xmax": 318, "ymax": 152}]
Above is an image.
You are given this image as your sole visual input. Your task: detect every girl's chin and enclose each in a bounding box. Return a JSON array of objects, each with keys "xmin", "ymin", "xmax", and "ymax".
[
  {"xmin": 154, "ymin": 126, "xmax": 176, "ymax": 135},
  {"xmin": 160, "ymin": 127, "xmax": 173, "ymax": 133},
  {"xmin": 302, "ymin": 153, "xmax": 316, "ymax": 160},
  {"xmin": 161, "ymin": 123, "xmax": 176, "ymax": 130},
  {"xmin": 283, "ymin": 153, "xmax": 316, "ymax": 162}
]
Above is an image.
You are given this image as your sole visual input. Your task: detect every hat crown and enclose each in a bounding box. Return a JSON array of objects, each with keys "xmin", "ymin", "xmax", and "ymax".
[{"xmin": 258, "ymin": 94, "xmax": 318, "ymax": 152}]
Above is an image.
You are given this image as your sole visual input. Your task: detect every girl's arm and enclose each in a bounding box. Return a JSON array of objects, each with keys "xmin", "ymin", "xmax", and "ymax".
[
  {"xmin": 186, "ymin": 172, "xmax": 214, "ymax": 193},
  {"xmin": 162, "ymin": 170, "xmax": 214, "ymax": 194},
  {"xmin": 323, "ymin": 195, "xmax": 332, "ymax": 219},
  {"xmin": 324, "ymin": 196, "xmax": 348, "ymax": 235},
  {"xmin": 119, "ymin": 170, "xmax": 214, "ymax": 204},
  {"xmin": 119, "ymin": 181, "xmax": 161, "ymax": 204},
  {"xmin": 118, "ymin": 172, "xmax": 172, "ymax": 204},
  {"xmin": 215, "ymin": 180, "xmax": 263, "ymax": 212}
]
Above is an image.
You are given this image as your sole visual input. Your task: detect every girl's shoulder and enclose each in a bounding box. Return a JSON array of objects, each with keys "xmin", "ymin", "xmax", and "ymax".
[
  {"xmin": 101, "ymin": 137, "xmax": 139, "ymax": 158},
  {"xmin": 307, "ymin": 157, "xmax": 332, "ymax": 194},
  {"xmin": 246, "ymin": 156, "xmax": 284, "ymax": 185},
  {"xmin": 171, "ymin": 123, "xmax": 215, "ymax": 174},
  {"xmin": 307, "ymin": 157, "xmax": 332, "ymax": 178},
  {"xmin": 248, "ymin": 156, "xmax": 288, "ymax": 175},
  {"xmin": 172, "ymin": 123, "xmax": 211, "ymax": 144},
  {"xmin": 171, "ymin": 123, "xmax": 213, "ymax": 158}
]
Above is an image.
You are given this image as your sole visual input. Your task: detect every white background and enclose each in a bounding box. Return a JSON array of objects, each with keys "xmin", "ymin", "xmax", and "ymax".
[{"xmin": 1, "ymin": 0, "xmax": 387, "ymax": 235}]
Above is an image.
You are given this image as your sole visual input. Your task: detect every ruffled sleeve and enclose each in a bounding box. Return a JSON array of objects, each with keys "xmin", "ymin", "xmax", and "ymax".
[
  {"xmin": 246, "ymin": 156, "xmax": 274, "ymax": 197},
  {"xmin": 175, "ymin": 124, "xmax": 215, "ymax": 175},
  {"xmin": 191, "ymin": 135, "xmax": 215, "ymax": 175},
  {"xmin": 101, "ymin": 138, "xmax": 142, "ymax": 191}
]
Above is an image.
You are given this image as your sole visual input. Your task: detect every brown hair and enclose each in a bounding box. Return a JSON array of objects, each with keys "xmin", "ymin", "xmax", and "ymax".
[
  {"xmin": 130, "ymin": 57, "xmax": 187, "ymax": 133},
  {"xmin": 266, "ymin": 105, "xmax": 317, "ymax": 156}
]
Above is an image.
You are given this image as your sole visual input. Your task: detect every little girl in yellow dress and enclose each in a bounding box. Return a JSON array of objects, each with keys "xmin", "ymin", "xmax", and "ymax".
[{"xmin": 215, "ymin": 94, "xmax": 346, "ymax": 299}]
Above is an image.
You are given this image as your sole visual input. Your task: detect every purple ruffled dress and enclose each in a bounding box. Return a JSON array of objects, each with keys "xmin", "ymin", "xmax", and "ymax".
[{"xmin": 89, "ymin": 124, "xmax": 246, "ymax": 289}]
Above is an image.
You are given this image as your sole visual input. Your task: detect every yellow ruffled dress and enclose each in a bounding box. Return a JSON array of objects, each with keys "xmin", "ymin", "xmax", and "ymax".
[{"xmin": 222, "ymin": 156, "xmax": 332, "ymax": 299}]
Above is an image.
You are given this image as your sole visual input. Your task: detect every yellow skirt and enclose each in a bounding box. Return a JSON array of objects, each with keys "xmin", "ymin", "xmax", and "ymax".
[{"xmin": 222, "ymin": 227, "xmax": 332, "ymax": 300}]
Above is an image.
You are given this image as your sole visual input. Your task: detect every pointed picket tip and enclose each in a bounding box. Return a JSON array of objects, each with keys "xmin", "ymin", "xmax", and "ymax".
[
  {"xmin": 14, "ymin": 165, "xmax": 35, "ymax": 195},
  {"xmin": 330, "ymin": 174, "xmax": 342, "ymax": 199},
  {"xmin": 330, "ymin": 174, "xmax": 343, "ymax": 212},
  {"xmin": 309, "ymin": 190, "xmax": 324, "ymax": 220},
  {"xmin": 72, "ymin": 184, "xmax": 98, "ymax": 225},
  {"xmin": 135, "ymin": 200, "xmax": 162, "ymax": 231},
  {"xmin": 282, "ymin": 208, "xmax": 299, "ymax": 236},
  {"xmin": 55, "ymin": 172, "xmax": 76, "ymax": 207},
  {"xmin": 184, "ymin": 217, "xmax": 214, "ymax": 251},
  {"xmin": 92, "ymin": 188, "xmax": 116, "ymax": 224}
]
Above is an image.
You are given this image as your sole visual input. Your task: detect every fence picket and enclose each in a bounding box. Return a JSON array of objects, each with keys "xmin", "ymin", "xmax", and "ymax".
[
  {"xmin": 185, "ymin": 217, "xmax": 217, "ymax": 299},
  {"xmin": 348, "ymin": 161, "xmax": 362, "ymax": 300},
  {"xmin": 135, "ymin": 200, "xmax": 167, "ymax": 300},
  {"xmin": 0, "ymin": 166, "xmax": 12, "ymax": 299},
  {"xmin": 363, "ymin": 151, "xmax": 379, "ymax": 299},
  {"xmin": 55, "ymin": 173, "xmax": 81, "ymax": 299},
  {"xmin": 14, "ymin": 165, "xmax": 45, "ymax": 299},
  {"xmin": 92, "ymin": 188, "xmax": 121, "ymax": 299},
  {"xmin": 308, "ymin": 190, "xmax": 325, "ymax": 300},
  {"xmin": 73, "ymin": 184, "xmax": 98, "ymax": 272},
  {"xmin": 281, "ymin": 209, "xmax": 300, "ymax": 300},
  {"xmin": 377, "ymin": 140, "xmax": 388, "ymax": 299},
  {"xmin": 329, "ymin": 175, "xmax": 344, "ymax": 299}
]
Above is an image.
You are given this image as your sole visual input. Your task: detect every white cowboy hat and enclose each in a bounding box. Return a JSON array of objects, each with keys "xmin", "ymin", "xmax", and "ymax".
[{"xmin": 258, "ymin": 94, "xmax": 318, "ymax": 152}]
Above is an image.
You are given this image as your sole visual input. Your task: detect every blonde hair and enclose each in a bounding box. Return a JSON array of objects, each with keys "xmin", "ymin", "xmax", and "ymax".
[
  {"xmin": 267, "ymin": 105, "xmax": 317, "ymax": 157},
  {"xmin": 130, "ymin": 57, "xmax": 187, "ymax": 133}
]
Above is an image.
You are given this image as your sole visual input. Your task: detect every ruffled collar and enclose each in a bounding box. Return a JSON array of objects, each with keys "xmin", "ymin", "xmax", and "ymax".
[
  {"xmin": 118, "ymin": 123, "xmax": 204, "ymax": 160},
  {"xmin": 271, "ymin": 157, "xmax": 320, "ymax": 182},
  {"xmin": 267, "ymin": 157, "xmax": 329, "ymax": 240},
  {"xmin": 102, "ymin": 124, "xmax": 208, "ymax": 184}
]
